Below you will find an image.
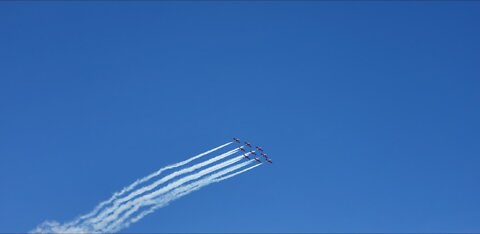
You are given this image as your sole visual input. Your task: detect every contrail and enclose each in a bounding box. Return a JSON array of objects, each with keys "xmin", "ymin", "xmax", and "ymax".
[
  {"xmin": 214, "ymin": 163, "xmax": 262, "ymax": 182},
  {"xmin": 104, "ymin": 160, "xmax": 258, "ymax": 233},
  {"xmin": 32, "ymin": 141, "xmax": 265, "ymax": 234},
  {"xmin": 111, "ymin": 148, "xmax": 240, "ymax": 207},
  {"xmin": 73, "ymin": 142, "xmax": 232, "ymax": 223},
  {"xmin": 86, "ymin": 148, "xmax": 241, "ymax": 226},
  {"xmin": 90, "ymin": 155, "xmax": 245, "ymax": 230}
]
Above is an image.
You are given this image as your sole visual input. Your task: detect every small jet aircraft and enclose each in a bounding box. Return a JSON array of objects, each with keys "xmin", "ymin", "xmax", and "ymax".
[
  {"xmin": 243, "ymin": 154, "xmax": 251, "ymax": 160},
  {"xmin": 239, "ymin": 146, "xmax": 246, "ymax": 152},
  {"xmin": 254, "ymin": 158, "xmax": 262, "ymax": 163},
  {"xmin": 245, "ymin": 142, "xmax": 252, "ymax": 147},
  {"xmin": 233, "ymin": 138, "xmax": 241, "ymax": 143},
  {"xmin": 255, "ymin": 146, "xmax": 264, "ymax": 152},
  {"xmin": 250, "ymin": 150, "xmax": 257, "ymax": 155},
  {"xmin": 266, "ymin": 158, "xmax": 273, "ymax": 164},
  {"xmin": 261, "ymin": 153, "xmax": 268, "ymax": 158}
]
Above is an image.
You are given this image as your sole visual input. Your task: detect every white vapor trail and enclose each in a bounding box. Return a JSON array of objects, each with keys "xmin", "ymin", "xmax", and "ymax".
[
  {"xmin": 32, "ymin": 142, "xmax": 262, "ymax": 234},
  {"xmin": 213, "ymin": 163, "xmax": 262, "ymax": 182},
  {"xmin": 105, "ymin": 160, "xmax": 259, "ymax": 233},
  {"xmin": 86, "ymin": 148, "xmax": 240, "ymax": 226},
  {"xmin": 90, "ymin": 155, "xmax": 245, "ymax": 231},
  {"xmin": 73, "ymin": 142, "xmax": 232, "ymax": 223}
]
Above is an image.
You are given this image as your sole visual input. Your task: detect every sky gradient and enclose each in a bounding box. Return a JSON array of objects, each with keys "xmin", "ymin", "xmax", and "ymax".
[{"xmin": 0, "ymin": 2, "xmax": 479, "ymax": 233}]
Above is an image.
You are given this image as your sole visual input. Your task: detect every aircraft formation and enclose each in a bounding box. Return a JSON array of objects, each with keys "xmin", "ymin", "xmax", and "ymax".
[{"xmin": 233, "ymin": 138, "xmax": 273, "ymax": 164}]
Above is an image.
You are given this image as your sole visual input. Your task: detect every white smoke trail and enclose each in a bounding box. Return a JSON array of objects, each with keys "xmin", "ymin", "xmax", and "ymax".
[
  {"xmin": 30, "ymin": 221, "xmax": 92, "ymax": 234},
  {"xmin": 105, "ymin": 161, "xmax": 259, "ymax": 233},
  {"xmin": 71, "ymin": 142, "xmax": 232, "ymax": 224},
  {"xmin": 86, "ymin": 148, "xmax": 240, "ymax": 226},
  {"xmin": 90, "ymin": 155, "xmax": 245, "ymax": 231},
  {"xmin": 213, "ymin": 163, "xmax": 262, "ymax": 182},
  {"xmin": 31, "ymin": 142, "xmax": 261, "ymax": 234}
]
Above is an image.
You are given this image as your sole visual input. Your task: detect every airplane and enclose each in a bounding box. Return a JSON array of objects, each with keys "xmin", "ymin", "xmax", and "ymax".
[
  {"xmin": 250, "ymin": 150, "xmax": 257, "ymax": 155},
  {"xmin": 239, "ymin": 146, "xmax": 246, "ymax": 152},
  {"xmin": 233, "ymin": 138, "xmax": 241, "ymax": 143},
  {"xmin": 261, "ymin": 153, "xmax": 268, "ymax": 158},
  {"xmin": 256, "ymin": 146, "xmax": 264, "ymax": 152},
  {"xmin": 243, "ymin": 154, "xmax": 251, "ymax": 160},
  {"xmin": 266, "ymin": 158, "xmax": 273, "ymax": 164},
  {"xmin": 244, "ymin": 142, "xmax": 252, "ymax": 147},
  {"xmin": 254, "ymin": 158, "xmax": 262, "ymax": 163}
]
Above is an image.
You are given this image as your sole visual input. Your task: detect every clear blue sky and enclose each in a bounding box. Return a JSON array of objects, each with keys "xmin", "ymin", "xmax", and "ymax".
[{"xmin": 1, "ymin": 2, "xmax": 479, "ymax": 233}]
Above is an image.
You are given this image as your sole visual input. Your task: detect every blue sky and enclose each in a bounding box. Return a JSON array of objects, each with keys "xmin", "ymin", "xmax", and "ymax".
[{"xmin": 1, "ymin": 1, "xmax": 479, "ymax": 233}]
